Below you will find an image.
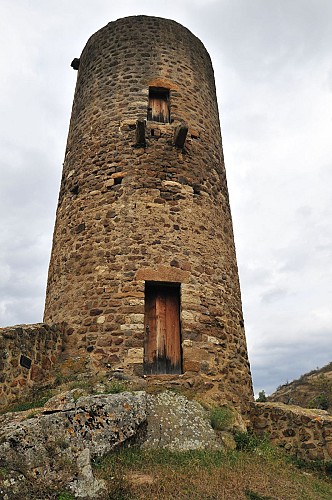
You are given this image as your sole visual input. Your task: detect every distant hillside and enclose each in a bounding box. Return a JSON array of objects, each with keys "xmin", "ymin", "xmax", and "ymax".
[{"xmin": 268, "ymin": 362, "xmax": 332, "ymax": 414}]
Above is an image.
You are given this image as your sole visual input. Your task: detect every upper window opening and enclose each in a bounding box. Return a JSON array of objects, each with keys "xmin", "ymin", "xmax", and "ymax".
[{"xmin": 147, "ymin": 87, "xmax": 170, "ymax": 123}]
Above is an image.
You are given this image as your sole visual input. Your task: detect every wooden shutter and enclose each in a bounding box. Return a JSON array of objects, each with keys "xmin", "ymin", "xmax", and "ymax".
[{"xmin": 147, "ymin": 88, "xmax": 170, "ymax": 123}]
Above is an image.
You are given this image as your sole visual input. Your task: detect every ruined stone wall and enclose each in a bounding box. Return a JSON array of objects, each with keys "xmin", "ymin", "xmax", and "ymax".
[
  {"xmin": 250, "ymin": 402, "xmax": 332, "ymax": 462},
  {"xmin": 0, "ymin": 323, "xmax": 63, "ymax": 408},
  {"xmin": 44, "ymin": 16, "xmax": 252, "ymax": 410}
]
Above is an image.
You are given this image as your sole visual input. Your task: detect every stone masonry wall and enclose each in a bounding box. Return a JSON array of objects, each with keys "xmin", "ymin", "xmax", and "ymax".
[
  {"xmin": 0, "ymin": 323, "xmax": 63, "ymax": 409},
  {"xmin": 250, "ymin": 402, "xmax": 332, "ymax": 462},
  {"xmin": 44, "ymin": 16, "xmax": 253, "ymax": 411}
]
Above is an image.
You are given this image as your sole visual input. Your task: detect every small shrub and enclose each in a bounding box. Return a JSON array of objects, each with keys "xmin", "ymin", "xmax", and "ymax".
[
  {"xmin": 58, "ymin": 492, "xmax": 75, "ymax": 500},
  {"xmin": 210, "ymin": 406, "xmax": 234, "ymax": 430},
  {"xmin": 315, "ymin": 393, "xmax": 330, "ymax": 410},
  {"xmin": 105, "ymin": 381, "xmax": 127, "ymax": 394},
  {"xmin": 256, "ymin": 390, "xmax": 267, "ymax": 402},
  {"xmin": 234, "ymin": 431, "xmax": 267, "ymax": 452},
  {"xmin": 235, "ymin": 431, "xmax": 255, "ymax": 451},
  {"xmin": 0, "ymin": 466, "xmax": 9, "ymax": 479}
]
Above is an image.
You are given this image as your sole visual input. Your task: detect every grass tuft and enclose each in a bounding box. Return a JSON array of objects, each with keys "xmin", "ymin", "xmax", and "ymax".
[
  {"xmin": 105, "ymin": 381, "xmax": 128, "ymax": 394},
  {"xmin": 3, "ymin": 389, "xmax": 53, "ymax": 413},
  {"xmin": 58, "ymin": 492, "xmax": 75, "ymax": 500},
  {"xmin": 210, "ymin": 406, "xmax": 234, "ymax": 430}
]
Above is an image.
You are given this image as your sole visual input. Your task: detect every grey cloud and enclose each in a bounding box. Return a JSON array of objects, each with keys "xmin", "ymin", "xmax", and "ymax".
[
  {"xmin": 251, "ymin": 334, "xmax": 332, "ymax": 395},
  {"xmin": 192, "ymin": 0, "xmax": 332, "ymax": 76},
  {"xmin": 261, "ymin": 287, "xmax": 289, "ymax": 304}
]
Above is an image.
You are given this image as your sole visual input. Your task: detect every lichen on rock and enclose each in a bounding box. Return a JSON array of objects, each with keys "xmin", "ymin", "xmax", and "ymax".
[
  {"xmin": 143, "ymin": 390, "xmax": 221, "ymax": 451},
  {"xmin": 0, "ymin": 391, "xmax": 147, "ymax": 499}
]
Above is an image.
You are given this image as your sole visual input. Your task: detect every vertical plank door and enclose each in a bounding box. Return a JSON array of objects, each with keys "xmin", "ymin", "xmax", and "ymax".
[
  {"xmin": 144, "ymin": 284, "xmax": 181, "ymax": 374},
  {"xmin": 147, "ymin": 90, "xmax": 170, "ymax": 123}
]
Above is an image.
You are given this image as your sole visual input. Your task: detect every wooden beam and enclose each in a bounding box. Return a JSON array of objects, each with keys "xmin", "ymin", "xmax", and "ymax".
[
  {"xmin": 136, "ymin": 119, "xmax": 146, "ymax": 147},
  {"xmin": 71, "ymin": 58, "xmax": 80, "ymax": 70},
  {"xmin": 174, "ymin": 123, "xmax": 188, "ymax": 149}
]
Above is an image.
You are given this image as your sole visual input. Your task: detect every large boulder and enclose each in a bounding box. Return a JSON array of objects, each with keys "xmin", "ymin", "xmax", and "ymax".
[
  {"xmin": 143, "ymin": 391, "xmax": 221, "ymax": 450},
  {"xmin": 0, "ymin": 391, "xmax": 147, "ymax": 499}
]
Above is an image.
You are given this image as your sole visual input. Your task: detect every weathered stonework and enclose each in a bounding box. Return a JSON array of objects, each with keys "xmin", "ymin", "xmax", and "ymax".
[
  {"xmin": 250, "ymin": 402, "xmax": 332, "ymax": 461},
  {"xmin": 44, "ymin": 16, "xmax": 253, "ymax": 410},
  {"xmin": 0, "ymin": 323, "xmax": 64, "ymax": 408}
]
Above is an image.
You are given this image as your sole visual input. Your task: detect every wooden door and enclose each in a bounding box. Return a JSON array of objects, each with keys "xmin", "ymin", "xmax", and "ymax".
[
  {"xmin": 144, "ymin": 284, "xmax": 181, "ymax": 374},
  {"xmin": 147, "ymin": 89, "xmax": 170, "ymax": 123}
]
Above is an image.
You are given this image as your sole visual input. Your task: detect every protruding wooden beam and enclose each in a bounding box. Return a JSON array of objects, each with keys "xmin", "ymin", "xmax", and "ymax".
[
  {"xmin": 71, "ymin": 58, "xmax": 80, "ymax": 70},
  {"xmin": 174, "ymin": 123, "xmax": 188, "ymax": 149},
  {"xmin": 136, "ymin": 119, "xmax": 146, "ymax": 147}
]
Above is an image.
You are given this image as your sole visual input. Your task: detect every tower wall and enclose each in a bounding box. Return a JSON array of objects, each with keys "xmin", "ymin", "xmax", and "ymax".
[{"xmin": 44, "ymin": 16, "xmax": 252, "ymax": 407}]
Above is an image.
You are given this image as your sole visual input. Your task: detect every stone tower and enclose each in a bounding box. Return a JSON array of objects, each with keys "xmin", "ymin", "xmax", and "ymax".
[{"xmin": 44, "ymin": 16, "xmax": 253, "ymax": 408}]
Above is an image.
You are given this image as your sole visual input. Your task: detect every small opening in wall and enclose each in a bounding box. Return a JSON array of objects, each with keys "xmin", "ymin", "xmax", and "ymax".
[
  {"xmin": 114, "ymin": 177, "xmax": 123, "ymax": 185},
  {"xmin": 20, "ymin": 354, "xmax": 32, "ymax": 369},
  {"xmin": 70, "ymin": 185, "xmax": 79, "ymax": 195},
  {"xmin": 151, "ymin": 129, "xmax": 155, "ymax": 136},
  {"xmin": 193, "ymin": 184, "xmax": 200, "ymax": 195},
  {"xmin": 147, "ymin": 87, "xmax": 170, "ymax": 123}
]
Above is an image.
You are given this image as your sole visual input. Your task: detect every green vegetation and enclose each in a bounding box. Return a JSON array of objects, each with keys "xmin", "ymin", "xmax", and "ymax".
[
  {"xmin": 105, "ymin": 381, "xmax": 128, "ymax": 394},
  {"xmin": 256, "ymin": 390, "xmax": 267, "ymax": 402},
  {"xmin": 287, "ymin": 455, "xmax": 332, "ymax": 478},
  {"xmin": 1, "ymin": 374, "xmax": 130, "ymax": 415},
  {"xmin": 58, "ymin": 492, "xmax": 75, "ymax": 500},
  {"xmin": 309, "ymin": 374, "xmax": 332, "ymax": 410},
  {"xmin": 210, "ymin": 406, "xmax": 234, "ymax": 430},
  {"xmin": 0, "ymin": 467, "xmax": 9, "ymax": 479},
  {"xmin": 234, "ymin": 431, "xmax": 270, "ymax": 452},
  {"xmin": 2, "ymin": 388, "xmax": 53, "ymax": 413},
  {"xmin": 311, "ymin": 393, "xmax": 329, "ymax": 411}
]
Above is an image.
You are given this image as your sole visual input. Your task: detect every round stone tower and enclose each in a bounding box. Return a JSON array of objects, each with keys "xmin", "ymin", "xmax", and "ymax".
[{"xmin": 44, "ymin": 16, "xmax": 253, "ymax": 408}]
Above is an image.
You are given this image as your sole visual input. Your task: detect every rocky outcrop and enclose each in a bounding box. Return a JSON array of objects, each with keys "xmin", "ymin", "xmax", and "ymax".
[
  {"xmin": 0, "ymin": 391, "xmax": 147, "ymax": 499},
  {"xmin": 268, "ymin": 362, "xmax": 332, "ymax": 414},
  {"xmin": 0, "ymin": 390, "xmax": 223, "ymax": 499}
]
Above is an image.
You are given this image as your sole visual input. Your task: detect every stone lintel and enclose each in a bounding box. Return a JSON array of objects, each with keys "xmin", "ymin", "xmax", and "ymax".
[{"xmin": 136, "ymin": 266, "xmax": 190, "ymax": 283}]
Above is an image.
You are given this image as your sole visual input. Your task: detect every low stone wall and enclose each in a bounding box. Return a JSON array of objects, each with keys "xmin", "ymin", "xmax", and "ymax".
[
  {"xmin": 250, "ymin": 402, "xmax": 332, "ymax": 461},
  {"xmin": 0, "ymin": 323, "xmax": 64, "ymax": 408}
]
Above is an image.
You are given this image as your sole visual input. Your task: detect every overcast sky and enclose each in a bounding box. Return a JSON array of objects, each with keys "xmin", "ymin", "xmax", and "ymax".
[{"xmin": 0, "ymin": 0, "xmax": 331, "ymax": 395}]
